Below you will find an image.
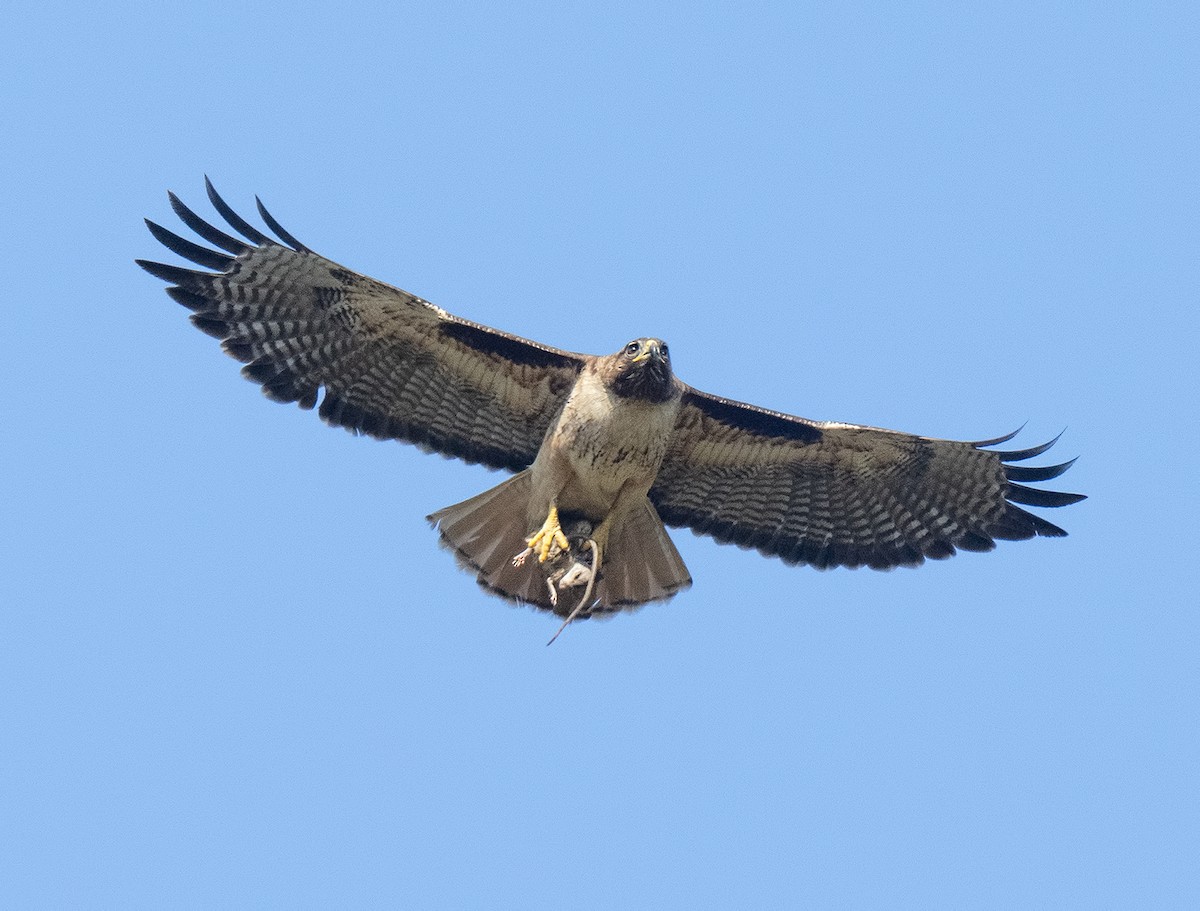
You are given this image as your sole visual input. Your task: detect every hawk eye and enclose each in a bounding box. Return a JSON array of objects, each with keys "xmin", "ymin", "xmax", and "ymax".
[
  {"xmin": 660, "ymin": 343, "xmax": 669, "ymax": 357},
  {"xmin": 625, "ymin": 341, "xmax": 641, "ymax": 356}
]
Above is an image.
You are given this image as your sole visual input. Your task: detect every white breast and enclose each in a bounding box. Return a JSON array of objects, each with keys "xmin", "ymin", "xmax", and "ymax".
[{"xmin": 549, "ymin": 369, "xmax": 680, "ymax": 515}]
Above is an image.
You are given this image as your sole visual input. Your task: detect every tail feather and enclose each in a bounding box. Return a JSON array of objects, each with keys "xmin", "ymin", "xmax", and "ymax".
[
  {"xmin": 428, "ymin": 471, "xmax": 548, "ymax": 606},
  {"xmin": 595, "ymin": 499, "xmax": 692, "ymax": 611},
  {"xmin": 428, "ymin": 473, "xmax": 691, "ymax": 619}
]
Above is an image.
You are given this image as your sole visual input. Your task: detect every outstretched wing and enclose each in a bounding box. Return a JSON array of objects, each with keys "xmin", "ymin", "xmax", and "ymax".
[
  {"xmin": 138, "ymin": 179, "xmax": 584, "ymax": 472},
  {"xmin": 651, "ymin": 387, "xmax": 1085, "ymax": 570}
]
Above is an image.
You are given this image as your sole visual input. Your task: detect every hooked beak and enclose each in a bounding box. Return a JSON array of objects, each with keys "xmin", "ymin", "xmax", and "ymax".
[{"xmin": 631, "ymin": 341, "xmax": 662, "ymax": 364}]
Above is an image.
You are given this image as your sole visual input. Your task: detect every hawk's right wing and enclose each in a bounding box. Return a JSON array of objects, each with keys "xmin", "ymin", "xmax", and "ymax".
[{"xmin": 139, "ymin": 179, "xmax": 585, "ymax": 472}]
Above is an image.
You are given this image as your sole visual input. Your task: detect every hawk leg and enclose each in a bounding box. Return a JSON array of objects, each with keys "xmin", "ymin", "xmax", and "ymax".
[{"xmin": 524, "ymin": 503, "xmax": 570, "ymax": 564}]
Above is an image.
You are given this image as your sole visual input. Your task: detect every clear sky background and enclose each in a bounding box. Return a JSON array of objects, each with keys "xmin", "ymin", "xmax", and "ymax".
[{"xmin": 2, "ymin": 2, "xmax": 1196, "ymax": 908}]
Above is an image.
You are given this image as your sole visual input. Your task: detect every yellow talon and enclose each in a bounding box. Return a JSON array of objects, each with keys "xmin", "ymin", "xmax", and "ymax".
[{"xmin": 526, "ymin": 504, "xmax": 570, "ymax": 563}]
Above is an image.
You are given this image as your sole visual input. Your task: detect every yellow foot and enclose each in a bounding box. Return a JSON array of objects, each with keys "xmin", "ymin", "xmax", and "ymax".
[{"xmin": 526, "ymin": 504, "xmax": 570, "ymax": 563}]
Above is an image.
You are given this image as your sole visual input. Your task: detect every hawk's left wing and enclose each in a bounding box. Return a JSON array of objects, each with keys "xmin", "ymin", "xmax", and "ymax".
[
  {"xmin": 138, "ymin": 180, "xmax": 585, "ymax": 472},
  {"xmin": 650, "ymin": 387, "xmax": 1084, "ymax": 570}
]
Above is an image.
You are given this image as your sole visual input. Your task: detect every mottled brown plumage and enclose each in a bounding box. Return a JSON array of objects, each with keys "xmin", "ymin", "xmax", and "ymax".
[{"xmin": 140, "ymin": 181, "xmax": 1085, "ymax": 627}]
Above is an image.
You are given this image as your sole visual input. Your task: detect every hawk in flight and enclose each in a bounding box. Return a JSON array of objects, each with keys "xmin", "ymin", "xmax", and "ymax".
[{"xmin": 140, "ymin": 181, "xmax": 1084, "ymax": 636}]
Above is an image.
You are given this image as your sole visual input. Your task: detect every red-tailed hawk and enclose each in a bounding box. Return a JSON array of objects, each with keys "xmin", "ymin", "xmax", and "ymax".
[{"xmin": 140, "ymin": 181, "xmax": 1084, "ymax": 637}]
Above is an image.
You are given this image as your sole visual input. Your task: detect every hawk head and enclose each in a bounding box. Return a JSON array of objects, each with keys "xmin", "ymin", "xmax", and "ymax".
[{"xmin": 607, "ymin": 338, "xmax": 676, "ymax": 403}]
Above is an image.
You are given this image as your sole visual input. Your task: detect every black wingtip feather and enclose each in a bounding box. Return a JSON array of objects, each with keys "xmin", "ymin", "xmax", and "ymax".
[
  {"xmin": 189, "ymin": 314, "xmax": 230, "ymax": 339},
  {"xmin": 205, "ymin": 177, "xmax": 272, "ymax": 246},
  {"xmin": 168, "ymin": 191, "xmax": 250, "ymax": 256},
  {"xmin": 971, "ymin": 422, "xmax": 1027, "ymax": 447},
  {"xmin": 256, "ymin": 196, "xmax": 308, "ymax": 251},
  {"xmin": 136, "ymin": 258, "xmax": 209, "ymax": 287},
  {"xmin": 260, "ymin": 370, "xmax": 315, "ymax": 404},
  {"xmin": 241, "ymin": 359, "xmax": 284, "ymax": 386},
  {"xmin": 1006, "ymin": 483, "xmax": 1087, "ymax": 508},
  {"xmin": 922, "ymin": 540, "xmax": 958, "ymax": 560},
  {"xmin": 1023, "ymin": 510, "xmax": 1069, "ymax": 538},
  {"xmin": 1001, "ymin": 505, "xmax": 1068, "ymax": 538},
  {"xmin": 144, "ymin": 219, "xmax": 233, "ymax": 271},
  {"xmin": 956, "ymin": 532, "xmax": 998, "ymax": 553},
  {"xmin": 221, "ymin": 339, "xmax": 256, "ymax": 363},
  {"xmin": 1003, "ymin": 457, "xmax": 1077, "ymax": 482},
  {"xmin": 165, "ymin": 287, "xmax": 211, "ymax": 312},
  {"xmin": 989, "ymin": 430, "xmax": 1065, "ymax": 462}
]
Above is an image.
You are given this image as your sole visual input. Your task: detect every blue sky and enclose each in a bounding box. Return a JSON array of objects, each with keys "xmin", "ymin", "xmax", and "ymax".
[{"xmin": 2, "ymin": 2, "xmax": 1196, "ymax": 907}]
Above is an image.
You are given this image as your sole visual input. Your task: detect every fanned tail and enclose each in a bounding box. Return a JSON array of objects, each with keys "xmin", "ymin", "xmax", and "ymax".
[{"xmin": 428, "ymin": 475, "xmax": 691, "ymax": 619}]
